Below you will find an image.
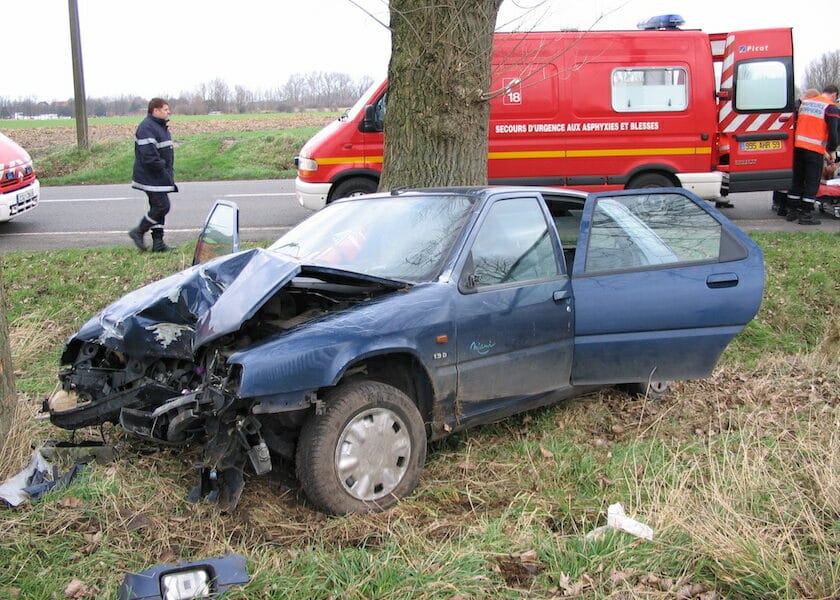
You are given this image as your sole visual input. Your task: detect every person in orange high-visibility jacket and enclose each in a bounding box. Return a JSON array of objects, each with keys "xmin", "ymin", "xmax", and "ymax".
[{"xmin": 785, "ymin": 84, "xmax": 840, "ymax": 225}]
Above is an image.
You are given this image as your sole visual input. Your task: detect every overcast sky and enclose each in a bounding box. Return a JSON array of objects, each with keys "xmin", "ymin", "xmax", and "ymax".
[{"xmin": 5, "ymin": 0, "xmax": 834, "ymax": 102}]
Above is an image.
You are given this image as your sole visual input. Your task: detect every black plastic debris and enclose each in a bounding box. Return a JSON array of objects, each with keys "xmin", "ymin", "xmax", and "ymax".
[
  {"xmin": 118, "ymin": 553, "xmax": 250, "ymax": 600},
  {"xmin": 0, "ymin": 441, "xmax": 114, "ymax": 507},
  {"xmin": 23, "ymin": 462, "xmax": 86, "ymax": 501}
]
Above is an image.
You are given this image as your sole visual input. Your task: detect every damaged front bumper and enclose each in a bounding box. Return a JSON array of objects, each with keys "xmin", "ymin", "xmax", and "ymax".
[
  {"xmin": 47, "ymin": 339, "xmax": 274, "ymax": 510},
  {"xmin": 119, "ymin": 388, "xmax": 224, "ymax": 444}
]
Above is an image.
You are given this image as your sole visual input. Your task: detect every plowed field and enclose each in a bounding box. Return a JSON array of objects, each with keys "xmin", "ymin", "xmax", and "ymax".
[{"xmin": 3, "ymin": 114, "xmax": 334, "ymax": 152}]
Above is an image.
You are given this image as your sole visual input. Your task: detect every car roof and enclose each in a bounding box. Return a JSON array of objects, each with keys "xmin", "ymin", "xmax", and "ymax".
[{"xmin": 333, "ymin": 185, "xmax": 589, "ymax": 203}]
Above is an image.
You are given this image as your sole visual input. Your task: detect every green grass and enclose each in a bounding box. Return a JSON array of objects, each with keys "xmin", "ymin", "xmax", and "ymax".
[
  {"xmin": 4, "ymin": 112, "xmax": 338, "ymax": 185},
  {"xmin": 34, "ymin": 128, "xmax": 320, "ymax": 185},
  {"xmin": 0, "ymin": 233, "xmax": 837, "ymax": 598},
  {"xmin": 727, "ymin": 232, "xmax": 840, "ymax": 363}
]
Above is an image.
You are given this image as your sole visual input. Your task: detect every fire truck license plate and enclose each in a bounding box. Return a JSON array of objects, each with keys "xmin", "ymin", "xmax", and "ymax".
[
  {"xmin": 16, "ymin": 188, "xmax": 36, "ymax": 203},
  {"xmin": 741, "ymin": 140, "xmax": 782, "ymax": 151}
]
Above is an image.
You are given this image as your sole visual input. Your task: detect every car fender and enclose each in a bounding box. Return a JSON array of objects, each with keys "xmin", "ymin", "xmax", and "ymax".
[{"xmin": 229, "ymin": 286, "xmax": 450, "ymax": 399}]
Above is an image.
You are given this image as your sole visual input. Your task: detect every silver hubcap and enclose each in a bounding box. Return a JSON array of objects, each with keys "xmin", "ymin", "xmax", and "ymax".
[
  {"xmin": 335, "ymin": 408, "xmax": 412, "ymax": 501},
  {"xmin": 649, "ymin": 380, "xmax": 670, "ymax": 394}
]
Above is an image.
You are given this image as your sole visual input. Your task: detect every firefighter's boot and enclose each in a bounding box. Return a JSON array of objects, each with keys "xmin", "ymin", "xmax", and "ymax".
[
  {"xmin": 128, "ymin": 223, "xmax": 148, "ymax": 251},
  {"xmin": 798, "ymin": 210, "xmax": 821, "ymax": 225},
  {"xmin": 797, "ymin": 199, "xmax": 821, "ymax": 225},
  {"xmin": 151, "ymin": 229, "xmax": 171, "ymax": 252}
]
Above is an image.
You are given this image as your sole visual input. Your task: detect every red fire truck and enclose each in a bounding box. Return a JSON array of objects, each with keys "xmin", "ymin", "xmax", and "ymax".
[
  {"xmin": 295, "ymin": 15, "xmax": 795, "ymax": 210},
  {"xmin": 0, "ymin": 132, "xmax": 39, "ymax": 222}
]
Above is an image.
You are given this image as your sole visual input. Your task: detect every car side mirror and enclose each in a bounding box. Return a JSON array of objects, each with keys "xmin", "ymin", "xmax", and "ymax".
[
  {"xmin": 192, "ymin": 200, "xmax": 240, "ymax": 266},
  {"xmin": 360, "ymin": 105, "xmax": 383, "ymax": 133}
]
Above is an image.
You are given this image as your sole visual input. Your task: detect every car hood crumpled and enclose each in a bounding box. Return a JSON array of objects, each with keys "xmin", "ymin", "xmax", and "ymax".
[{"xmin": 65, "ymin": 248, "xmax": 301, "ymax": 361}]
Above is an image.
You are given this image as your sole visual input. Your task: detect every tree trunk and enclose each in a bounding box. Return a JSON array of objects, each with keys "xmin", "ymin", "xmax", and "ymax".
[
  {"xmin": 380, "ymin": 0, "xmax": 502, "ymax": 191},
  {"xmin": 0, "ymin": 268, "xmax": 16, "ymax": 442}
]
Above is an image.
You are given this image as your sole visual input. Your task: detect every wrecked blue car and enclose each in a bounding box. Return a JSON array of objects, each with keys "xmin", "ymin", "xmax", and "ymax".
[{"xmin": 48, "ymin": 187, "xmax": 764, "ymax": 514}]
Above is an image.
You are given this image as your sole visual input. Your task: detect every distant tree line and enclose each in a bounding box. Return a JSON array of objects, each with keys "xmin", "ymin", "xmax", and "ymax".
[
  {"xmin": 4, "ymin": 51, "xmax": 838, "ymax": 120},
  {"xmin": 0, "ymin": 71, "xmax": 375, "ymax": 118},
  {"xmin": 802, "ymin": 50, "xmax": 840, "ymax": 93}
]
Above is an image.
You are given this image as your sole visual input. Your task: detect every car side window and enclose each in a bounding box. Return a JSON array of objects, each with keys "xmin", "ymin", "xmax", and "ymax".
[
  {"xmin": 464, "ymin": 198, "xmax": 558, "ymax": 289},
  {"xmin": 583, "ymin": 192, "xmax": 743, "ymax": 274},
  {"xmin": 545, "ymin": 195, "xmax": 585, "ymax": 274}
]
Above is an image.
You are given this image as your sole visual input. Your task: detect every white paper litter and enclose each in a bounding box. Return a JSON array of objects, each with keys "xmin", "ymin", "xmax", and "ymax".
[{"xmin": 585, "ymin": 502, "xmax": 654, "ymax": 541}]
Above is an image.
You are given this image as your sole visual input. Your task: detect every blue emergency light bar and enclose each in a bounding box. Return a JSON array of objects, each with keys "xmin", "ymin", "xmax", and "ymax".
[{"xmin": 637, "ymin": 14, "xmax": 685, "ymax": 30}]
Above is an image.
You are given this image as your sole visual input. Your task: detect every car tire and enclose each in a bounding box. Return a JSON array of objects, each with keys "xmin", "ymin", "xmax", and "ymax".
[
  {"xmin": 330, "ymin": 177, "xmax": 378, "ymax": 202},
  {"xmin": 295, "ymin": 380, "xmax": 426, "ymax": 515},
  {"xmin": 627, "ymin": 173, "xmax": 675, "ymax": 189},
  {"xmin": 619, "ymin": 380, "xmax": 672, "ymax": 399}
]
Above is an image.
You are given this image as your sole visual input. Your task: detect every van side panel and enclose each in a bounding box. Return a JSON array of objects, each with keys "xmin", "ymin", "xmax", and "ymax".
[
  {"xmin": 567, "ymin": 32, "xmax": 717, "ymax": 187},
  {"xmin": 486, "ymin": 31, "xmax": 717, "ymax": 191},
  {"xmin": 295, "ymin": 28, "xmax": 795, "ymax": 209}
]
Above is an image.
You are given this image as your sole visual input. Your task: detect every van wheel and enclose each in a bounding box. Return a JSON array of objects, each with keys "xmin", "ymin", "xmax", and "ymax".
[
  {"xmin": 296, "ymin": 380, "xmax": 426, "ymax": 515},
  {"xmin": 330, "ymin": 177, "xmax": 378, "ymax": 202},
  {"xmin": 619, "ymin": 380, "xmax": 671, "ymax": 399},
  {"xmin": 627, "ymin": 173, "xmax": 675, "ymax": 189}
]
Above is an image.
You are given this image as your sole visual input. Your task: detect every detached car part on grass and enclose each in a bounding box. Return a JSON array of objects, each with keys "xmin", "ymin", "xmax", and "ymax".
[{"xmin": 47, "ymin": 187, "xmax": 764, "ymax": 514}]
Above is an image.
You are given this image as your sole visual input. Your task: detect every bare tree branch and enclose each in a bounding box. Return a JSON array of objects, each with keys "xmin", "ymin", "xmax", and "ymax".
[{"xmin": 346, "ymin": 0, "xmax": 393, "ymax": 31}]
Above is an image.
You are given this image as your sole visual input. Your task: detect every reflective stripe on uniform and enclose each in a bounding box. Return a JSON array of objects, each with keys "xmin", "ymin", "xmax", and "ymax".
[
  {"xmin": 131, "ymin": 180, "xmax": 175, "ymax": 192},
  {"xmin": 136, "ymin": 137, "xmax": 174, "ymax": 149}
]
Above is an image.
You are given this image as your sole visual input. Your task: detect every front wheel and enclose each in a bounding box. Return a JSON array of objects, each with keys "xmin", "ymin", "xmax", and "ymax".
[
  {"xmin": 295, "ymin": 380, "xmax": 427, "ymax": 515},
  {"xmin": 330, "ymin": 177, "xmax": 378, "ymax": 202}
]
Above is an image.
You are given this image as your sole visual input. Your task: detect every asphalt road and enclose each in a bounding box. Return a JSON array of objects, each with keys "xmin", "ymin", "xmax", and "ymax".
[
  {"xmin": 0, "ymin": 181, "xmax": 837, "ymax": 253},
  {"xmin": 0, "ymin": 179, "xmax": 311, "ymax": 253}
]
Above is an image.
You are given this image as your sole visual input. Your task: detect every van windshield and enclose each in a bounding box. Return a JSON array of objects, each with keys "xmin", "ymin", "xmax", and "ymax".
[{"xmin": 342, "ymin": 79, "xmax": 385, "ymax": 121}]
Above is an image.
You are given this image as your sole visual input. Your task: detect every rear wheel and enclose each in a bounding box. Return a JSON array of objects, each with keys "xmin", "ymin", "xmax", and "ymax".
[
  {"xmin": 296, "ymin": 380, "xmax": 426, "ymax": 515},
  {"xmin": 330, "ymin": 177, "xmax": 378, "ymax": 202},
  {"xmin": 619, "ymin": 380, "xmax": 671, "ymax": 399},
  {"xmin": 627, "ymin": 173, "xmax": 675, "ymax": 189}
]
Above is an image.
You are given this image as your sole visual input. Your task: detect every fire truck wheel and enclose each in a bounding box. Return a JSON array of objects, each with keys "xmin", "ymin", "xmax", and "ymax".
[
  {"xmin": 331, "ymin": 177, "xmax": 378, "ymax": 202},
  {"xmin": 627, "ymin": 173, "xmax": 675, "ymax": 190}
]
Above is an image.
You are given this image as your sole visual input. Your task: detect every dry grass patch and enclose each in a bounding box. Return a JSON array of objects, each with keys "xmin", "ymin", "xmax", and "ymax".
[
  {"xmin": 1, "ymin": 260, "xmax": 837, "ymax": 597},
  {"xmin": 2, "ymin": 351, "xmax": 837, "ymax": 597}
]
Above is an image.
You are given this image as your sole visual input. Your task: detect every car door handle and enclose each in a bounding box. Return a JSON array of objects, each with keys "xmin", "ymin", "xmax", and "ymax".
[
  {"xmin": 706, "ymin": 273, "xmax": 739, "ymax": 288},
  {"xmin": 553, "ymin": 290, "xmax": 570, "ymax": 302}
]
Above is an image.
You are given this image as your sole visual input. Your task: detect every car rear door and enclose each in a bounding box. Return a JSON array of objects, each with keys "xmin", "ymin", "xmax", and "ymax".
[{"xmin": 569, "ymin": 188, "xmax": 764, "ymax": 384}]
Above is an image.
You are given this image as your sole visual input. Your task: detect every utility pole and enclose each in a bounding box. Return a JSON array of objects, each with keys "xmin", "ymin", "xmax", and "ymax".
[{"xmin": 68, "ymin": 0, "xmax": 89, "ymax": 150}]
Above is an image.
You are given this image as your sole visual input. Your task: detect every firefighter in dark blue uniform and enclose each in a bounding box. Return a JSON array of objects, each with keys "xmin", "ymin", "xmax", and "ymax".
[{"xmin": 128, "ymin": 98, "xmax": 178, "ymax": 251}]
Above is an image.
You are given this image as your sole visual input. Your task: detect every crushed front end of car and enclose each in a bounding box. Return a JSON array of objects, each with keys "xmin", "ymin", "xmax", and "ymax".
[{"xmin": 46, "ymin": 247, "xmax": 405, "ymax": 509}]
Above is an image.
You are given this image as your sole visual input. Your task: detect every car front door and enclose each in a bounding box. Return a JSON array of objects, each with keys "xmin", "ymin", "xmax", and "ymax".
[
  {"xmin": 453, "ymin": 194, "xmax": 574, "ymax": 421},
  {"xmin": 570, "ymin": 189, "xmax": 764, "ymax": 385}
]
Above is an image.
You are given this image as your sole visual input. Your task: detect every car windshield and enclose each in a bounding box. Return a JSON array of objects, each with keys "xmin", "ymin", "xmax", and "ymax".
[{"xmin": 269, "ymin": 194, "xmax": 476, "ymax": 282}]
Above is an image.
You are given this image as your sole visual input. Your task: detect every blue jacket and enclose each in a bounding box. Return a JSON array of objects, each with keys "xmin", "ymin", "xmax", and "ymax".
[{"xmin": 131, "ymin": 115, "xmax": 178, "ymax": 193}]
